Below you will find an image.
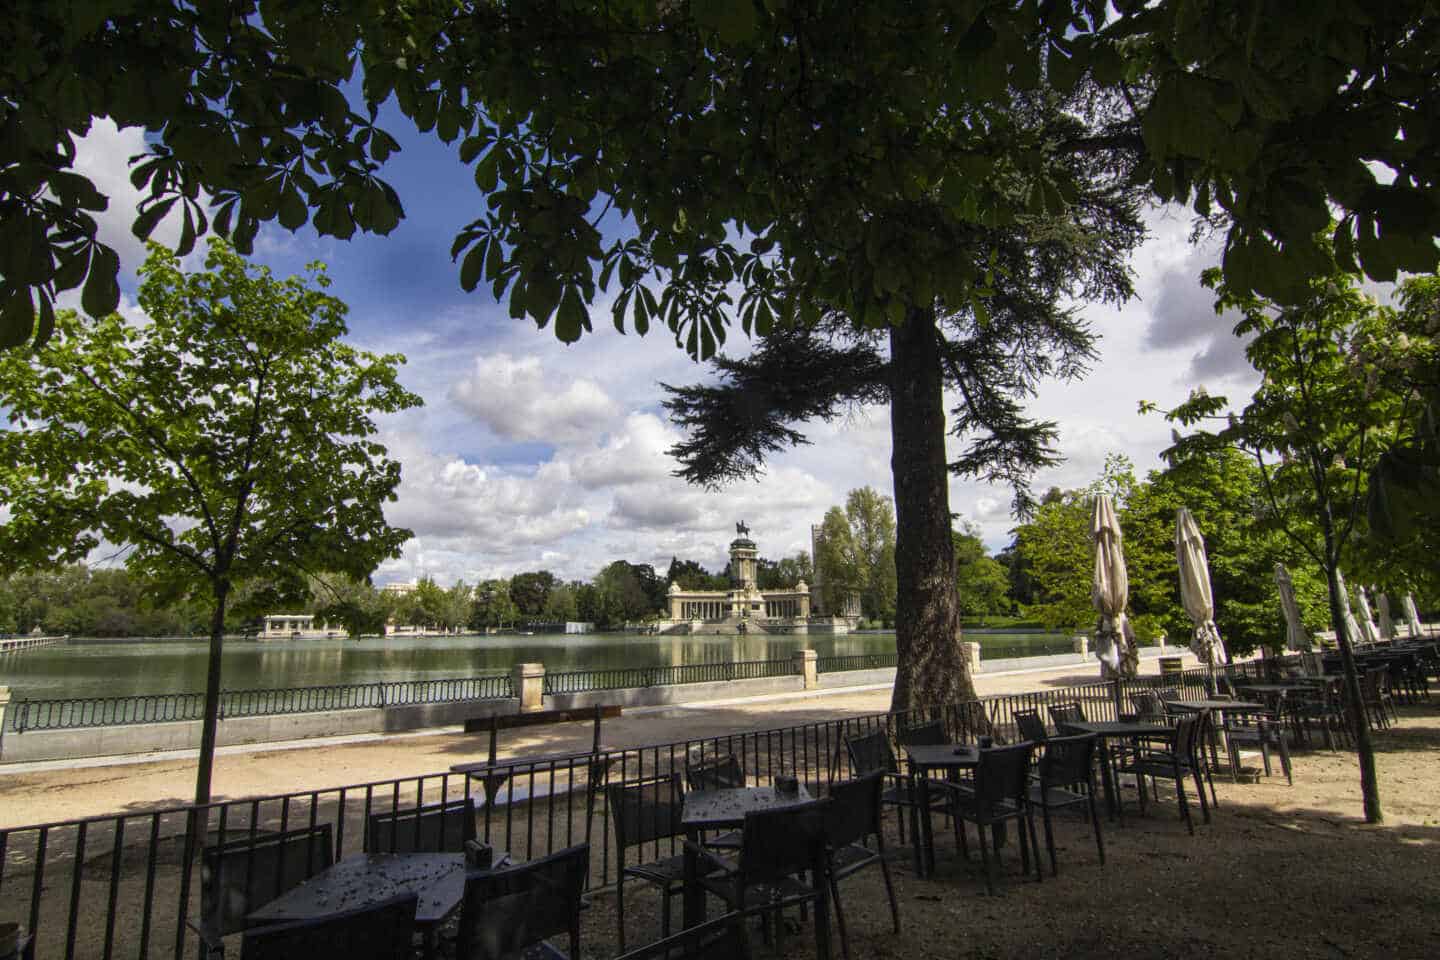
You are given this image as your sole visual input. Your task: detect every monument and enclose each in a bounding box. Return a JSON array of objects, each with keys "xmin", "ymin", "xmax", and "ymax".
[{"xmin": 655, "ymin": 525, "xmax": 855, "ymax": 635}]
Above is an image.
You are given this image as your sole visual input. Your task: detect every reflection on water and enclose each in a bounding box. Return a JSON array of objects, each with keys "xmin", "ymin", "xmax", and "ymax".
[{"xmin": 0, "ymin": 630, "xmax": 1068, "ymax": 700}]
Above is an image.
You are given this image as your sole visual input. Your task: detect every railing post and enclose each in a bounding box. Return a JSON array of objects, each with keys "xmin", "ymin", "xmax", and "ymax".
[
  {"xmin": 792, "ymin": 649, "xmax": 818, "ymax": 690},
  {"xmin": 960, "ymin": 641, "xmax": 981, "ymax": 674},
  {"xmin": 0, "ymin": 686, "xmax": 11, "ymax": 754},
  {"xmin": 513, "ymin": 662, "xmax": 545, "ymax": 713}
]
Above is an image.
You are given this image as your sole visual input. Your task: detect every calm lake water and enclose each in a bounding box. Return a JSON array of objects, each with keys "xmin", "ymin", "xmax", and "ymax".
[{"xmin": 0, "ymin": 630, "xmax": 1070, "ymax": 701}]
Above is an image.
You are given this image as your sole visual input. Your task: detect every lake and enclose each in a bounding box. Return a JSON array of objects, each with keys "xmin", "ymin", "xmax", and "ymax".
[{"xmin": 0, "ymin": 629, "xmax": 1072, "ymax": 701}]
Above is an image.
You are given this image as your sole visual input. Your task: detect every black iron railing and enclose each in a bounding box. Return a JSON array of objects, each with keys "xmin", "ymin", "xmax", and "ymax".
[
  {"xmin": 815, "ymin": 652, "xmax": 898, "ymax": 673},
  {"xmin": 542, "ymin": 659, "xmax": 794, "ymax": 695},
  {"xmin": 6, "ymin": 675, "xmax": 514, "ymax": 733},
  {"xmin": 0, "ymin": 664, "xmax": 1268, "ymax": 960}
]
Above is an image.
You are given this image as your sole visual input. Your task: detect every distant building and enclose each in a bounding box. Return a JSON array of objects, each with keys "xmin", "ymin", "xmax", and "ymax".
[
  {"xmin": 381, "ymin": 581, "xmax": 419, "ymax": 596},
  {"xmin": 258, "ymin": 614, "xmax": 345, "ymax": 640},
  {"xmin": 565, "ymin": 621, "xmax": 596, "ymax": 634}
]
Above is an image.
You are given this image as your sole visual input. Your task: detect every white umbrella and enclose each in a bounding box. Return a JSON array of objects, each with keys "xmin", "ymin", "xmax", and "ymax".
[
  {"xmin": 1355, "ymin": 586, "xmax": 1382, "ymax": 643},
  {"xmin": 1402, "ymin": 593, "xmax": 1425, "ymax": 638},
  {"xmin": 1274, "ymin": 563, "xmax": 1310, "ymax": 651},
  {"xmin": 1091, "ymin": 495, "xmax": 1136, "ymax": 677},
  {"xmin": 1175, "ymin": 508, "xmax": 1227, "ymax": 668},
  {"xmin": 1376, "ymin": 592, "xmax": 1396, "ymax": 641},
  {"xmin": 1334, "ymin": 569, "xmax": 1364, "ymax": 646}
]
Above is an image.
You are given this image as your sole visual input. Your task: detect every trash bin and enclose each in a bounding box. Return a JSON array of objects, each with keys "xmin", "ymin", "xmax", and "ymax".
[{"xmin": 1159, "ymin": 656, "xmax": 1184, "ymax": 678}]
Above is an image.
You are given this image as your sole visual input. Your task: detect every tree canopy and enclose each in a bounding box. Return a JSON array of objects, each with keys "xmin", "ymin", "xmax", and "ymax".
[{"xmin": 0, "ymin": 240, "xmax": 421, "ymax": 802}]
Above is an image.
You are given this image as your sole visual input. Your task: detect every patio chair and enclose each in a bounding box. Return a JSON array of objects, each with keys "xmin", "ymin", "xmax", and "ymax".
[
  {"xmin": 611, "ymin": 912, "xmax": 751, "ymax": 960},
  {"xmin": 606, "ymin": 775, "xmax": 729, "ymax": 953},
  {"xmin": 895, "ymin": 719, "xmax": 946, "ymax": 747},
  {"xmin": 455, "ymin": 843, "xmax": 589, "ymax": 960},
  {"xmin": 1115, "ymin": 713, "xmax": 1209, "ymax": 834},
  {"xmin": 692, "ymin": 802, "xmax": 831, "ymax": 960},
  {"xmin": 1047, "ymin": 702, "xmax": 1085, "ymax": 729},
  {"xmin": 822, "ymin": 773, "xmax": 899, "ymax": 960},
  {"xmin": 238, "ymin": 893, "xmax": 417, "ymax": 960},
  {"xmin": 1129, "ymin": 691, "xmax": 1165, "ymax": 722},
  {"xmin": 194, "ymin": 824, "xmax": 334, "ymax": 959},
  {"xmin": 1026, "ymin": 734, "xmax": 1104, "ymax": 876},
  {"xmin": 365, "ymin": 796, "xmax": 476, "ymax": 853},
  {"xmin": 1360, "ymin": 667, "xmax": 1394, "ymax": 730},
  {"xmin": 949, "ymin": 742, "xmax": 1041, "ymax": 894},
  {"xmin": 1223, "ymin": 710, "xmax": 1292, "ymax": 785},
  {"xmin": 1013, "ymin": 708, "xmax": 1048, "ymax": 744},
  {"xmin": 684, "ymin": 754, "xmax": 746, "ymax": 851},
  {"xmin": 844, "ymin": 730, "xmax": 950, "ymax": 860}
]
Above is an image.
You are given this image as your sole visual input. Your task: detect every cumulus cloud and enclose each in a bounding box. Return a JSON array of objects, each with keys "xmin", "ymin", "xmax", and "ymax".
[
  {"xmin": 449, "ymin": 353, "xmax": 621, "ymax": 444},
  {"xmin": 571, "ymin": 413, "xmax": 677, "ymax": 488}
]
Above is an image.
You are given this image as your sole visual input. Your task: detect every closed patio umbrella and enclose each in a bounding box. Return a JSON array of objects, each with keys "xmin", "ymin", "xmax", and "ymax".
[
  {"xmin": 1402, "ymin": 593, "xmax": 1425, "ymax": 638},
  {"xmin": 1091, "ymin": 495, "xmax": 1136, "ymax": 677},
  {"xmin": 1377, "ymin": 592, "xmax": 1397, "ymax": 641},
  {"xmin": 1355, "ymin": 586, "xmax": 1382, "ymax": 643},
  {"xmin": 1334, "ymin": 569, "xmax": 1365, "ymax": 646},
  {"xmin": 1175, "ymin": 508, "xmax": 1227, "ymax": 668},
  {"xmin": 1274, "ymin": 563, "xmax": 1310, "ymax": 651}
]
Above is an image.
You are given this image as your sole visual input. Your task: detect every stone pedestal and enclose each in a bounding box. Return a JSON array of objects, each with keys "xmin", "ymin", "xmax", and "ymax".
[
  {"xmin": 1072, "ymin": 635, "xmax": 1089, "ymax": 657},
  {"xmin": 792, "ymin": 649, "xmax": 818, "ymax": 689},
  {"xmin": 512, "ymin": 663, "xmax": 545, "ymax": 713},
  {"xmin": 0, "ymin": 685, "xmax": 9, "ymax": 756},
  {"xmin": 959, "ymin": 641, "xmax": 981, "ymax": 673}
]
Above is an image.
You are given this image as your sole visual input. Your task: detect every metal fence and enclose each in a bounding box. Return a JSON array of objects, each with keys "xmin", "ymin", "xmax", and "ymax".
[
  {"xmin": 815, "ymin": 652, "xmax": 898, "ymax": 673},
  {"xmin": 6, "ymin": 675, "xmax": 515, "ymax": 733},
  {"xmin": 0, "ymin": 666, "xmax": 1242, "ymax": 960},
  {"xmin": 542, "ymin": 659, "xmax": 794, "ymax": 695}
]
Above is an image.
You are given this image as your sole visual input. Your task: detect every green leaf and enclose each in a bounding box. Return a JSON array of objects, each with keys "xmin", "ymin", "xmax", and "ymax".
[
  {"xmin": 460, "ymin": 240, "xmax": 486, "ymax": 292},
  {"xmin": 133, "ymin": 197, "xmax": 179, "ymax": 241},
  {"xmin": 278, "ymin": 183, "xmax": 308, "ymax": 230},
  {"xmin": 0, "ymin": 288, "xmax": 34, "ymax": 348},
  {"xmin": 81, "ymin": 246, "xmax": 121, "ymax": 317},
  {"xmin": 555, "ymin": 283, "xmax": 588, "ymax": 342}
]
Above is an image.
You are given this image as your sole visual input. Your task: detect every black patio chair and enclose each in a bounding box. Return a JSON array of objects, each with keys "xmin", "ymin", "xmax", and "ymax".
[
  {"xmin": 365, "ymin": 796, "xmax": 476, "ymax": 853},
  {"xmin": 692, "ymin": 802, "xmax": 831, "ymax": 960},
  {"xmin": 1047, "ymin": 702, "xmax": 1085, "ymax": 728},
  {"xmin": 1026, "ymin": 734, "xmax": 1104, "ymax": 876},
  {"xmin": 455, "ymin": 843, "xmax": 589, "ymax": 960},
  {"xmin": 611, "ymin": 912, "xmax": 751, "ymax": 960},
  {"xmin": 895, "ymin": 719, "xmax": 946, "ymax": 747},
  {"xmin": 844, "ymin": 730, "xmax": 950, "ymax": 860},
  {"xmin": 194, "ymin": 824, "xmax": 334, "ymax": 958},
  {"xmin": 238, "ymin": 893, "xmax": 417, "ymax": 960},
  {"xmin": 1013, "ymin": 709, "xmax": 1048, "ymax": 744},
  {"xmin": 684, "ymin": 754, "xmax": 746, "ymax": 851},
  {"xmin": 822, "ymin": 773, "xmax": 899, "ymax": 960},
  {"xmin": 606, "ymin": 775, "xmax": 729, "ymax": 953},
  {"xmin": 950, "ymin": 742, "xmax": 1041, "ymax": 894},
  {"xmin": 1129, "ymin": 691, "xmax": 1166, "ymax": 723},
  {"xmin": 1115, "ymin": 713, "xmax": 1209, "ymax": 834},
  {"xmin": 1223, "ymin": 710, "xmax": 1292, "ymax": 785}
]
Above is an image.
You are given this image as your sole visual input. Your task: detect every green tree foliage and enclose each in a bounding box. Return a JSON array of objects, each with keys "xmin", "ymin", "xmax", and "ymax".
[
  {"xmin": 508, "ymin": 571, "xmax": 557, "ymax": 618},
  {"xmin": 665, "ymin": 557, "xmax": 730, "ymax": 591},
  {"xmin": 542, "ymin": 582, "xmax": 581, "ymax": 623},
  {"xmin": 952, "ymin": 524, "xmax": 1011, "ymax": 621},
  {"xmin": 0, "ymin": 240, "xmax": 420, "ymax": 804},
  {"xmin": 592, "ymin": 561, "xmax": 664, "ymax": 628},
  {"xmin": 815, "ymin": 489, "xmax": 899, "ymax": 625},
  {"xmin": 0, "ymin": 565, "xmax": 212, "ymax": 636},
  {"xmin": 1162, "ymin": 260, "xmax": 1407, "ymax": 824},
  {"xmin": 469, "ymin": 579, "xmax": 519, "ymax": 630},
  {"xmin": 757, "ymin": 553, "xmax": 814, "ymax": 591},
  {"xmin": 311, "ymin": 576, "xmax": 393, "ymax": 638}
]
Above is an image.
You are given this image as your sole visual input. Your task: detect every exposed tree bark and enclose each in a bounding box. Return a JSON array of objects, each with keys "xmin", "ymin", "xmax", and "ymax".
[
  {"xmin": 194, "ymin": 578, "xmax": 229, "ymax": 807},
  {"xmin": 888, "ymin": 307, "xmax": 976, "ymax": 713}
]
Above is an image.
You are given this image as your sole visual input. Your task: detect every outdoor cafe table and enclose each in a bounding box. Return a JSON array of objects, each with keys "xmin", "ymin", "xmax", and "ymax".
[
  {"xmin": 903, "ymin": 744, "xmax": 981, "ymax": 877},
  {"xmin": 679, "ymin": 785, "xmax": 814, "ymax": 929},
  {"xmin": 1060, "ymin": 720, "xmax": 1177, "ymax": 820},
  {"xmin": 247, "ymin": 850, "xmax": 509, "ymax": 958}
]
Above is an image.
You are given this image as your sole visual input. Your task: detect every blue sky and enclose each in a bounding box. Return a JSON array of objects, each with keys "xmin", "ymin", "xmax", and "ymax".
[{"xmin": 70, "ymin": 116, "xmax": 1259, "ymax": 586}]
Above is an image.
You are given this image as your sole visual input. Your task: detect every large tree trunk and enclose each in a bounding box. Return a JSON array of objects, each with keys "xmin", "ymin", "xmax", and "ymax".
[
  {"xmin": 1324, "ymin": 563, "xmax": 1382, "ymax": 823},
  {"xmin": 888, "ymin": 306, "xmax": 976, "ymax": 712},
  {"xmin": 194, "ymin": 579, "xmax": 230, "ymax": 807}
]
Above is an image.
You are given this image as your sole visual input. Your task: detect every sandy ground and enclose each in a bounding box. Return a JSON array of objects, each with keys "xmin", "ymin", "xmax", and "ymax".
[{"xmin": 0, "ymin": 656, "xmax": 1202, "ymax": 828}]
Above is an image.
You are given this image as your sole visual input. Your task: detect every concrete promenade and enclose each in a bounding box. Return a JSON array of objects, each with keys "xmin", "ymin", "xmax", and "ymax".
[{"xmin": 0, "ymin": 651, "xmax": 1201, "ymax": 828}]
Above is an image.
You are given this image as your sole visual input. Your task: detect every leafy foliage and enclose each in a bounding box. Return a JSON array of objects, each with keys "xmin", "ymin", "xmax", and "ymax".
[{"xmin": 814, "ymin": 489, "xmax": 899, "ymax": 625}]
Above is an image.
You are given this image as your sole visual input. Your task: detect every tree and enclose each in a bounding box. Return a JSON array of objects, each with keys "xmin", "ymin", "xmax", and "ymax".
[
  {"xmin": 757, "ymin": 552, "xmax": 813, "ymax": 591},
  {"xmin": 542, "ymin": 582, "xmax": 580, "ymax": 623},
  {"xmin": 312, "ymin": 576, "xmax": 393, "ymax": 638},
  {"xmin": 469, "ymin": 579, "xmax": 519, "ymax": 631},
  {"xmin": 1162, "ymin": 262, "xmax": 1406, "ymax": 823},
  {"xmin": 665, "ymin": 557, "xmax": 730, "ymax": 592},
  {"xmin": 953, "ymin": 525, "xmax": 1011, "ymax": 621},
  {"xmin": 0, "ymin": 240, "xmax": 420, "ymax": 805},
  {"xmin": 814, "ymin": 489, "xmax": 900, "ymax": 626},
  {"xmin": 594, "ymin": 561, "xmax": 662, "ymax": 627},
  {"xmin": 10, "ymin": 3, "xmax": 1438, "ymax": 715},
  {"xmin": 508, "ymin": 571, "xmax": 557, "ymax": 619}
]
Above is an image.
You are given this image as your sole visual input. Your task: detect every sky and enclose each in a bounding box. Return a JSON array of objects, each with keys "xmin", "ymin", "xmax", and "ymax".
[{"xmin": 67, "ymin": 115, "xmax": 1263, "ymax": 587}]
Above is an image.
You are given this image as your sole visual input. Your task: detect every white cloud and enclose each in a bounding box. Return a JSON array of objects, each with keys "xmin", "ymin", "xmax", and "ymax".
[{"xmin": 449, "ymin": 353, "xmax": 620, "ymax": 444}]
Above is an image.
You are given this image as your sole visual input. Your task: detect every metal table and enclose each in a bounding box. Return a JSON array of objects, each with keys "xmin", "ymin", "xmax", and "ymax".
[
  {"xmin": 679, "ymin": 785, "xmax": 814, "ymax": 929},
  {"xmin": 903, "ymin": 744, "xmax": 981, "ymax": 876},
  {"xmin": 248, "ymin": 851, "xmax": 508, "ymax": 958},
  {"xmin": 1061, "ymin": 721, "xmax": 1177, "ymax": 820}
]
